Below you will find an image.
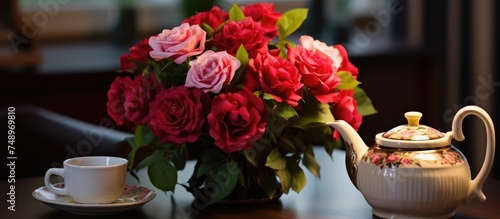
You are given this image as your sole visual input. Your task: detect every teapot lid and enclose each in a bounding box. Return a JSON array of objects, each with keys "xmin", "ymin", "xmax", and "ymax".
[{"xmin": 375, "ymin": 111, "xmax": 452, "ymax": 148}]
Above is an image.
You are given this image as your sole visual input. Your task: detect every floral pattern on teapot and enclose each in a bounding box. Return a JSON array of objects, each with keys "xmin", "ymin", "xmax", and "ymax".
[{"xmin": 362, "ymin": 146, "xmax": 464, "ymax": 168}]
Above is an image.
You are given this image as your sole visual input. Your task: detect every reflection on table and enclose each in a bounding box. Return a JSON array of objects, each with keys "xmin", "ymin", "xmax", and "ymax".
[{"xmin": 2, "ymin": 147, "xmax": 500, "ymax": 219}]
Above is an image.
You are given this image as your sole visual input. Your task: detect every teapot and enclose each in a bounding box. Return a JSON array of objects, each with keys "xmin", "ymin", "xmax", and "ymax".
[{"xmin": 326, "ymin": 105, "xmax": 495, "ymax": 219}]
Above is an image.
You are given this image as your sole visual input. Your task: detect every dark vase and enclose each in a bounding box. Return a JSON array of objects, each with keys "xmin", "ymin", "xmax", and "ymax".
[
  {"xmin": 218, "ymin": 155, "xmax": 282, "ymax": 205},
  {"xmin": 190, "ymin": 151, "xmax": 282, "ymax": 207}
]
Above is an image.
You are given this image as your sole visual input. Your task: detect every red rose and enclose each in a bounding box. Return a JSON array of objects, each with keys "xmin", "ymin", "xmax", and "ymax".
[
  {"xmin": 288, "ymin": 45, "xmax": 341, "ymax": 103},
  {"xmin": 334, "ymin": 44, "xmax": 358, "ymax": 79},
  {"xmin": 120, "ymin": 37, "xmax": 153, "ymax": 72},
  {"xmin": 207, "ymin": 89, "xmax": 267, "ymax": 153},
  {"xmin": 331, "ymin": 90, "xmax": 362, "ymax": 140},
  {"xmin": 107, "ymin": 76, "xmax": 132, "ymax": 126},
  {"xmin": 213, "ymin": 17, "xmax": 269, "ymax": 57},
  {"xmin": 245, "ymin": 51, "xmax": 303, "ymax": 106},
  {"xmin": 183, "ymin": 6, "xmax": 228, "ymax": 32},
  {"xmin": 242, "ymin": 3, "xmax": 281, "ymax": 38},
  {"xmin": 148, "ymin": 86, "xmax": 209, "ymax": 144},
  {"xmin": 107, "ymin": 74, "xmax": 161, "ymax": 129}
]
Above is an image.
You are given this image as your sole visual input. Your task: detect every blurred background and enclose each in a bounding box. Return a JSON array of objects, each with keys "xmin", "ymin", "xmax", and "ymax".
[{"xmin": 1, "ymin": 0, "xmax": 499, "ymax": 179}]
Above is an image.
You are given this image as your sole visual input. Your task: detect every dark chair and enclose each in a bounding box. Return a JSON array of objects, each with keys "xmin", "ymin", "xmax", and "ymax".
[{"xmin": 5, "ymin": 105, "xmax": 133, "ymax": 178}]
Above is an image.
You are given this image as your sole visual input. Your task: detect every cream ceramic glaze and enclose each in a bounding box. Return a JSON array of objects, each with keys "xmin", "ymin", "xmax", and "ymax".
[
  {"xmin": 44, "ymin": 156, "xmax": 128, "ymax": 204},
  {"xmin": 326, "ymin": 105, "xmax": 496, "ymax": 219}
]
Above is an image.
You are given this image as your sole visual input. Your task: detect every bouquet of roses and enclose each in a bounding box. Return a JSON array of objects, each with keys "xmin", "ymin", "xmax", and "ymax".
[{"xmin": 107, "ymin": 2, "xmax": 376, "ymax": 205}]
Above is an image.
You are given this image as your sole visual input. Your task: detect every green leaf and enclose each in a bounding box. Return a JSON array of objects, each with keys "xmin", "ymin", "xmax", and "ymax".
[
  {"xmin": 266, "ymin": 112, "xmax": 289, "ymax": 135},
  {"xmin": 229, "ymin": 4, "xmax": 245, "ymax": 21},
  {"xmin": 135, "ymin": 150, "xmax": 160, "ymax": 171},
  {"xmin": 127, "ymin": 138, "xmax": 139, "ymax": 169},
  {"xmin": 202, "ymin": 147, "xmax": 227, "ymax": 163},
  {"xmin": 265, "ymin": 148, "xmax": 286, "ymax": 170},
  {"xmin": 274, "ymin": 103, "xmax": 298, "ymax": 119},
  {"xmin": 353, "ymin": 87, "xmax": 377, "ymax": 116},
  {"xmin": 262, "ymin": 92, "xmax": 275, "ymax": 100},
  {"xmin": 287, "ymin": 158, "xmax": 307, "ymax": 193},
  {"xmin": 148, "ymin": 158, "xmax": 177, "ymax": 191},
  {"xmin": 134, "ymin": 125, "xmax": 143, "ymax": 147},
  {"xmin": 275, "ymin": 39, "xmax": 295, "ymax": 50},
  {"xmin": 237, "ymin": 172, "xmax": 246, "ymax": 188},
  {"xmin": 243, "ymin": 142, "xmax": 273, "ymax": 167},
  {"xmin": 258, "ymin": 170, "xmax": 278, "ymax": 199},
  {"xmin": 140, "ymin": 125, "xmax": 155, "ymax": 146},
  {"xmin": 243, "ymin": 148, "xmax": 260, "ymax": 167},
  {"xmin": 152, "ymin": 59, "xmax": 189, "ymax": 88},
  {"xmin": 279, "ymin": 137, "xmax": 297, "ymax": 153},
  {"xmin": 196, "ymin": 161, "xmax": 218, "ymax": 178},
  {"xmin": 197, "ymin": 147, "xmax": 228, "ymax": 177},
  {"xmin": 127, "ymin": 125, "xmax": 155, "ymax": 169},
  {"xmin": 171, "ymin": 144, "xmax": 188, "ymax": 171},
  {"xmin": 214, "ymin": 20, "xmax": 228, "ymax": 33},
  {"xmin": 230, "ymin": 45, "xmax": 249, "ymax": 87},
  {"xmin": 289, "ymin": 102, "xmax": 335, "ymax": 129},
  {"xmin": 154, "ymin": 141, "xmax": 175, "ymax": 150},
  {"xmin": 277, "ymin": 8, "xmax": 308, "ymax": 40},
  {"xmin": 304, "ymin": 126, "xmax": 337, "ymax": 155},
  {"xmin": 274, "ymin": 39, "xmax": 295, "ymax": 58},
  {"xmin": 201, "ymin": 22, "xmax": 214, "ymax": 36},
  {"xmin": 276, "ymin": 168, "xmax": 291, "ymax": 194},
  {"xmin": 330, "ymin": 139, "xmax": 345, "ymax": 152},
  {"xmin": 206, "ymin": 161, "xmax": 241, "ymax": 205},
  {"xmin": 235, "ymin": 44, "xmax": 249, "ymax": 67},
  {"xmin": 337, "ymin": 71, "xmax": 361, "ymax": 90},
  {"xmin": 302, "ymin": 146, "xmax": 321, "ymax": 178}
]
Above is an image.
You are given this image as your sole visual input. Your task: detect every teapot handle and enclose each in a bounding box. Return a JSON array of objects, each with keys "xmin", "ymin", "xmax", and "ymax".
[{"xmin": 451, "ymin": 105, "xmax": 495, "ymax": 202}]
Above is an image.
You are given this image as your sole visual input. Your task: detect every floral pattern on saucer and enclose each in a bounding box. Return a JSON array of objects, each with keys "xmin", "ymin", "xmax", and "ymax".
[
  {"xmin": 33, "ymin": 183, "xmax": 156, "ymax": 215},
  {"xmin": 362, "ymin": 146, "xmax": 464, "ymax": 168},
  {"xmin": 42, "ymin": 183, "xmax": 154, "ymax": 204}
]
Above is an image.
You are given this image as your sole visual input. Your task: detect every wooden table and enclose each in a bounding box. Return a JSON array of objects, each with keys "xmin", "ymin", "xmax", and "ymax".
[{"xmin": 2, "ymin": 148, "xmax": 500, "ymax": 219}]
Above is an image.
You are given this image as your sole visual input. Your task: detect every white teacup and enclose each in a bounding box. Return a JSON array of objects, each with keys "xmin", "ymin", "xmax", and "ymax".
[{"xmin": 44, "ymin": 156, "xmax": 128, "ymax": 204}]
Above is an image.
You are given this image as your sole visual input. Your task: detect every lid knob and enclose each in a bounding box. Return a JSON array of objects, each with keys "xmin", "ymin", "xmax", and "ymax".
[{"xmin": 405, "ymin": 111, "xmax": 422, "ymax": 126}]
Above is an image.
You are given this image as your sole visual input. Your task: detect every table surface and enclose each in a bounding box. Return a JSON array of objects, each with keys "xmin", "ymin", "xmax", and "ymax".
[{"xmin": 2, "ymin": 148, "xmax": 500, "ymax": 219}]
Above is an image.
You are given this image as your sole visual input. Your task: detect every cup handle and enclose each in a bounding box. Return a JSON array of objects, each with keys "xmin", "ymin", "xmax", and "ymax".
[{"xmin": 44, "ymin": 168, "xmax": 68, "ymax": 196}]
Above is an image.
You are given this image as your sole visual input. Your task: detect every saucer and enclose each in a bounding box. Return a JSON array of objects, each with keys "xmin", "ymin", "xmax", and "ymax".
[{"xmin": 32, "ymin": 183, "xmax": 156, "ymax": 215}]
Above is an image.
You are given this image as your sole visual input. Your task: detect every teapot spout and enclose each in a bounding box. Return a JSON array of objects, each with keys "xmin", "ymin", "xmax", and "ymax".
[{"xmin": 326, "ymin": 120, "xmax": 369, "ymax": 188}]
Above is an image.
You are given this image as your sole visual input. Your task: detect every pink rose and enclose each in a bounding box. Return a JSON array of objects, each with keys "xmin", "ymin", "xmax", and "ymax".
[
  {"xmin": 299, "ymin": 35, "xmax": 343, "ymax": 71},
  {"xmin": 245, "ymin": 51, "xmax": 303, "ymax": 106},
  {"xmin": 371, "ymin": 154, "xmax": 381, "ymax": 165},
  {"xmin": 332, "ymin": 90, "xmax": 362, "ymax": 140},
  {"xmin": 401, "ymin": 158, "xmax": 411, "ymax": 165},
  {"xmin": 443, "ymin": 152, "xmax": 456, "ymax": 164},
  {"xmin": 207, "ymin": 89, "xmax": 267, "ymax": 153},
  {"xmin": 185, "ymin": 50, "xmax": 240, "ymax": 93},
  {"xmin": 242, "ymin": 3, "xmax": 281, "ymax": 38},
  {"xmin": 107, "ymin": 74, "xmax": 161, "ymax": 129},
  {"xmin": 149, "ymin": 23, "xmax": 206, "ymax": 64},
  {"xmin": 148, "ymin": 86, "xmax": 209, "ymax": 144},
  {"xmin": 213, "ymin": 17, "xmax": 269, "ymax": 57},
  {"xmin": 120, "ymin": 36, "xmax": 153, "ymax": 72},
  {"xmin": 288, "ymin": 44, "xmax": 341, "ymax": 103},
  {"xmin": 386, "ymin": 155, "xmax": 400, "ymax": 163}
]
